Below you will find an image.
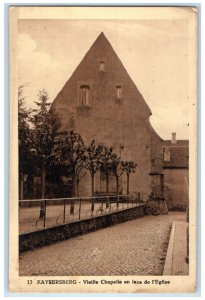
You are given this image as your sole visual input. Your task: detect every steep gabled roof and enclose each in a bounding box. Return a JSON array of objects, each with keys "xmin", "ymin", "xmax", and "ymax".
[{"xmin": 52, "ymin": 32, "xmax": 152, "ymax": 117}]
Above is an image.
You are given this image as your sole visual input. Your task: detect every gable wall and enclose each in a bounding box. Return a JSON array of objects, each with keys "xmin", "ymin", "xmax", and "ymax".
[{"xmin": 51, "ymin": 34, "xmax": 162, "ymax": 197}]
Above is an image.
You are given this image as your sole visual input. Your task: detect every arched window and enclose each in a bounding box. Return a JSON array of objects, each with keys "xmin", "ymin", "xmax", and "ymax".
[{"xmin": 79, "ymin": 85, "xmax": 90, "ymax": 106}]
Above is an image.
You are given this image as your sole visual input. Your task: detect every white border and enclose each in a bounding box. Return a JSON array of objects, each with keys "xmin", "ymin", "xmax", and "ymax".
[{"xmin": 1, "ymin": 1, "xmax": 204, "ymax": 299}]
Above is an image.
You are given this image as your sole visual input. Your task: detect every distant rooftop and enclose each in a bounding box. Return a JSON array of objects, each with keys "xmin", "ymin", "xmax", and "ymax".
[
  {"xmin": 163, "ymin": 133, "xmax": 189, "ymax": 168},
  {"xmin": 163, "ymin": 144, "xmax": 189, "ymax": 169}
]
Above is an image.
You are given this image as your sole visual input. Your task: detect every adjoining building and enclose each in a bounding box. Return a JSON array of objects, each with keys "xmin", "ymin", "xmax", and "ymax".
[
  {"xmin": 163, "ymin": 133, "xmax": 189, "ymax": 210},
  {"xmin": 51, "ymin": 32, "xmax": 166, "ymax": 198}
]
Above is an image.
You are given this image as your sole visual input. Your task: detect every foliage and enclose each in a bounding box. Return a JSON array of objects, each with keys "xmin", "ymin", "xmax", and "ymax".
[
  {"xmin": 111, "ymin": 154, "xmax": 125, "ymax": 178},
  {"xmin": 51, "ymin": 130, "xmax": 85, "ymax": 196},
  {"xmin": 82, "ymin": 140, "xmax": 103, "ymax": 175},
  {"xmin": 31, "ymin": 89, "xmax": 60, "ymax": 175},
  {"xmin": 99, "ymin": 146, "xmax": 117, "ymax": 194},
  {"xmin": 121, "ymin": 161, "xmax": 137, "ymax": 194},
  {"xmin": 99, "ymin": 146, "xmax": 116, "ymax": 173},
  {"xmin": 30, "ymin": 88, "xmax": 61, "ymax": 208},
  {"xmin": 18, "ymin": 87, "xmax": 138, "ymax": 200},
  {"xmin": 122, "ymin": 161, "xmax": 137, "ymax": 177},
  {"xmin": 18, "ymin": 85, "xmax": 34, "ymax": 176},
  {"xmin": 82, "ymin": 140, "xmax": 103, "ymax": 196},
  {"xmin": 111, "ymin": 154, "xmax": 125, "ymax": 194}
]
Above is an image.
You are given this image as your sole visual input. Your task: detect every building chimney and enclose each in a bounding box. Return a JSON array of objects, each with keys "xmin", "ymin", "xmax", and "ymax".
[{"xmin": 171, "ymin": 132, "xmax": 176, "ymax": 144}]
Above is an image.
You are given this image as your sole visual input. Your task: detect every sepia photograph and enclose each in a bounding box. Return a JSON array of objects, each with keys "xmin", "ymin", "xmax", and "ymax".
[{"xmin": 9, "ymin": 6, "xmax": 197, "ymax": 293}]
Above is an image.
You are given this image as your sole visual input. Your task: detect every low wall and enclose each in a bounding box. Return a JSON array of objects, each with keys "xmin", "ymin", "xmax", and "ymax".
[{"xmin": 19, "ymin": 205, "xmax": 145, "ymax": 253}]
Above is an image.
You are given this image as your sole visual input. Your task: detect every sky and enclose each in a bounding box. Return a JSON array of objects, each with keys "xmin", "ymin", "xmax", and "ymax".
[{"xmin": 17, "ymin": 9, "xmax": 197, "ymax": 140}]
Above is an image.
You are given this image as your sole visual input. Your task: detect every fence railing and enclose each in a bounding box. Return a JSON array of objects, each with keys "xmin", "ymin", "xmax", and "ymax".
[{"xmin": 19, "ymin": 194, "xmax": 144, "ymax": 234}]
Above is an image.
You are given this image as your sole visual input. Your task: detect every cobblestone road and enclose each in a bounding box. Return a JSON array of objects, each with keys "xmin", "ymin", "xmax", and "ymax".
[{"xmin": 19, "ymin": 212, "xmax": 185, "ymax": 276}]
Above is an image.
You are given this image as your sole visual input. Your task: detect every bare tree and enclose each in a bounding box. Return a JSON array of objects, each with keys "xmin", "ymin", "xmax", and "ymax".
[
  {"xmin": 111, "ymin": 154, "xmax": 125, "ymax": 195},
  {"xmin": 100, "ymin": 146, "xmax": 116, "ymax": 195},
  {"xmin": 99, "ymin": 146, "xmax": 117, "ymax": 208},
  {"xmin": 122, "ymin": 161, "xmax": 137, "ymax": 195},
  {"xmin": 51, "ymin": 130, "xmax": 85, "ymax": 213},
  {"xmin": 82, "ymin": 140, "xmax": 103, "ymax": 211}
]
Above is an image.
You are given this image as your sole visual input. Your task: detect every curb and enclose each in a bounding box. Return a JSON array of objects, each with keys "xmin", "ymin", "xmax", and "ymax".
[{"xmin": 163, "ymin": 222, "xmax": 176, "ymax": 275}]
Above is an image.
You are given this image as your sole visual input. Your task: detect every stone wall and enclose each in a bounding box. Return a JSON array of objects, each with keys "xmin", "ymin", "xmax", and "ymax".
[{"xmin": 19, "ymin": 205, "xmax": 145, "ymax": 253}]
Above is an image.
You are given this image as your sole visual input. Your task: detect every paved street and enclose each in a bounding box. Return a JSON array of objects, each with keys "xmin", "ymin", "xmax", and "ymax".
[{"xmin": 19, "ymin": 212, "xmax": 186, "ymax": 276}]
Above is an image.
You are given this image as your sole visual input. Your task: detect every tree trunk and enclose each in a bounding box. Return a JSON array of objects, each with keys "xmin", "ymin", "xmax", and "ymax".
[
  {"xmin": 41, "ymin": 169, "xmax": 46, "ymax": 199},
  {"xmin": 116, "ymin": 176, "xmax": 119, "ymax": 195},
  {"xmin": 70, "ymin": 174, "xmax": 76, "ymax": 214},
  {"xmin": 127, "ymin": 174, "xmax": 130, "ymax": 195},
  {"xmin": 20, "ymin": 173, "xmax": 24, "ymax": 200},
  {"xmin": 91, "ymin": 173, "xmax": 95, "ymax": 212},
  {"xmin": 76, "ymin": 179, "xmax": 79, "ymax": 198},
  {"xmin": 116, "ymin": 175, "xmax": 119, "ymax": 208},
  {"xmin": 106, "ymin": 172, "xmax": 109, "ymax": 208},
  {"xmin": 91, "ymin": 173, "xmax": 95, "ymax": 197},
  {"xmin": 39, "ymin": 168, "xmax": 46, "ymax": 219},
  {"xmin": 105, "ymin": 172, "xmax": 109, "ymax": 195}
]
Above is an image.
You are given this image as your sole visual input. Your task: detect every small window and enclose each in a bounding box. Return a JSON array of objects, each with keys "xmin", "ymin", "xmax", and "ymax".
[
  {"xmin": 79, "ymin": 85, "xmax": 90, "ymax": 106},
  {"xmin": 116, "ymin": 86, "xmax": 122, "ymax": 99},
  {"xmin": 99, "ymin": 61, "xmax": 105, "ymax": 71}
]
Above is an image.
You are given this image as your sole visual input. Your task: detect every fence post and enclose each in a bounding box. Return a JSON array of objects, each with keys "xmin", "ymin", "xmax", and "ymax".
[
  {"xmin": 63, "ymin": 199, "xmax": 66, "ymax": 223},
  {"xmin": 106, "ymin": 196, "xmax": 109, "ymax": 209},
  {"xmin": 101, "ymin": 197, "xmax": 103, "ymax": 214},
  {"xmin": 79, "ymin": 198, "xmax": 81, "ymax": 220},
  {"xmin": 43, "ymin": 200, "xmax": 46, "ymax": 228},
  {"xmin": 70, "ymin": 198, "xmax": 74, "ymax": 215},
  {"xmin": 91, "ymin": 197, "xmax": 94, "ymax": 217},
  {"xmin": 109, "ymin": 195, "xmax": 111, "ymax": 212}
]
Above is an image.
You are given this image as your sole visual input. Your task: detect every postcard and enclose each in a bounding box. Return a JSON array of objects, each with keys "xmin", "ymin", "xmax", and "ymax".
[{"xmin": 9, "ymin": 6, "xmax": 197, "ymax": 293}]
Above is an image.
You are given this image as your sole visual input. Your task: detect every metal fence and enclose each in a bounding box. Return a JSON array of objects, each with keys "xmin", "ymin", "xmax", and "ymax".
[{"xmin": 19, "ymin": 194, "xmax": 144, "ymax": 234}]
